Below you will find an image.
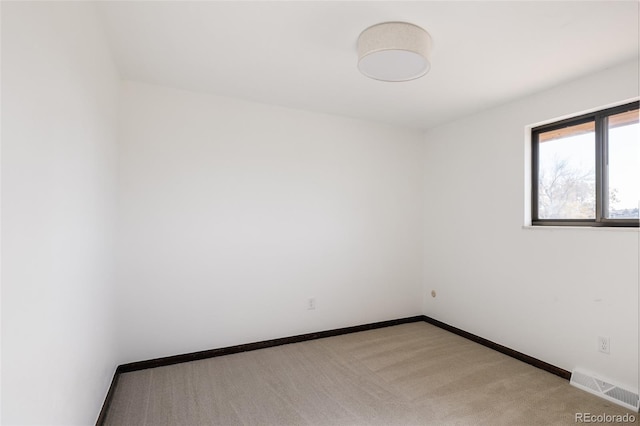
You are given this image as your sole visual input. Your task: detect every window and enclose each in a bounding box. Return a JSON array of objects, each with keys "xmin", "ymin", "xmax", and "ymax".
[{"xmin": 532, "ymin": 101, "xmax": 639, "ymax": 227}]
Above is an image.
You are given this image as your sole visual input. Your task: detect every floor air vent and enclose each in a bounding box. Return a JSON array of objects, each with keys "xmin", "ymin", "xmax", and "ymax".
[{"xmin": 570, "ymin": 369, "xmax": 639, "ymax": 412}]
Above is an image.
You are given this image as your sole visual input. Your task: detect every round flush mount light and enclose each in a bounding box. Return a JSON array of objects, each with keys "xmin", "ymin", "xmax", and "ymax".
[{"xmin": 357, "ymin": 22, "xmax": 432, "ymax": 82}]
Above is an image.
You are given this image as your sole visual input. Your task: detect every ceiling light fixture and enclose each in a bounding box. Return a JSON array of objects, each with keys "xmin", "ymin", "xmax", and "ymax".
[{"xmin": 357, "ymin": 22, "xmax": 432, "ymax": 82}]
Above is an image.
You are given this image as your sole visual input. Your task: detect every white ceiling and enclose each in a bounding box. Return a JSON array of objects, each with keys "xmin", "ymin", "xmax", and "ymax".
[{"xmin": 98, "ymin": 1, "xmax": 639, "ymax": 130}]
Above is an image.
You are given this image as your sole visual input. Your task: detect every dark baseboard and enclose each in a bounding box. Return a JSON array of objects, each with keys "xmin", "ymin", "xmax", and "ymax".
[
  {"xmin": 421, "ymin": 315, "xmax": 571, "ymax": 380},
  {"xmin": 96, "ymin": 313, "xmax": 570, "ymax": 424},
  {"xmin": 95, "ymin": 367, "xmax": 123, "ymax": 426},
  {"xmin": 118, "ymin": 315, "xmax": 424, "ymax": 373}
]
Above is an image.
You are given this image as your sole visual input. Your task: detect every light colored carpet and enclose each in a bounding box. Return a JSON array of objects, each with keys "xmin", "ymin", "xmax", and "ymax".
[{"xmin": 103, "ymin": 322, "xmax": 636, "ymax": 425}]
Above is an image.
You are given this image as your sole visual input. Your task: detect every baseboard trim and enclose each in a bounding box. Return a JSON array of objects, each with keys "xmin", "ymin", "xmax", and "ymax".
[
  {"xmin": 96, "ymin": 314, "xmax": 570, "ymax": 424},
  {"xmin": 95, "ymin": 366, "xmax": 123, "ymax": 426},
  {"xmin": 118, "ymin": 315, "xmax": 424, "ymax": 373},
  {"xmin": 421, "ymin": 315, "xmax": 571, "ymax": 380}
]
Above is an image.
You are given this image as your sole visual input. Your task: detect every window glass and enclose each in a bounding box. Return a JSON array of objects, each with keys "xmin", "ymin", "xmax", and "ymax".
[
  {"xmin": 607, "ymin": 109, "xmax": 639, "ymax": 219},
  {"xmin": 537, "ymin": 121, "xmax": 595, "ymax": 219}
]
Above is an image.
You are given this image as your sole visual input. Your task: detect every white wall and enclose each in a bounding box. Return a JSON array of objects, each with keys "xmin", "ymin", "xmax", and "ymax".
[
  {"xmin": 116, "ymin": 81, "xmax": 425, "ymax": 363},
  {"xmin": 423, "ymin": 60, "xmax": 639, "ymax": 391},
  {"xmin": 1, "ymin": 3, "xmax": 119, "ymax": 425}
]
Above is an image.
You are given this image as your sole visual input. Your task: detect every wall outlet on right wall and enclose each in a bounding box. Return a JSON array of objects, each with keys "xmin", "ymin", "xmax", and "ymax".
[{"xmin": 597, "ymin": 336, "xmax": 610, "ymax": 354}]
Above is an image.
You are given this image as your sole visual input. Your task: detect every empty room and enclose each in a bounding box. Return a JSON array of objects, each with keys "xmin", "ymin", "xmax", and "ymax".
[{"xmin": 1, "ymin": 1, "xmax": 639, "ymax": 425}]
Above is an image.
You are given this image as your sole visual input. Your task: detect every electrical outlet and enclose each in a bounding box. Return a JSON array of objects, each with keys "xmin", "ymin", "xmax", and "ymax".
[
  {"xmin": 598, "ymin": 336, "xmax": 610, "ymax": 354},
  {"xmin": 307, "ymin": 298, "xmax": 316, "ymax": 310}
]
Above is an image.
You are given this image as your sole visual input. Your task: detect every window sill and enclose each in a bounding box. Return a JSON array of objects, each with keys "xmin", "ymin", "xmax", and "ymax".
[{"xmin": 522, "ymin": 225, "xmax": 639, "ymax": 232}]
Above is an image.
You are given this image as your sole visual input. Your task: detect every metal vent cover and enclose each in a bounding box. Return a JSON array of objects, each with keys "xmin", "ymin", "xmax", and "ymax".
[
  {"xmin": 605, "ymin": 387, "xmax": 640, "ymax": 409},
  {"xmin": 570, "ymin": 368, "xmax": 639, "ymax": 412}
]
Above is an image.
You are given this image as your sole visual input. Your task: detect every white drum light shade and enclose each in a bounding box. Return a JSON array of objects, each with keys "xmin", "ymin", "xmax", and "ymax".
[{"xmin": 357, "ymin": 22, "xmax": 432, "ymax": 82}]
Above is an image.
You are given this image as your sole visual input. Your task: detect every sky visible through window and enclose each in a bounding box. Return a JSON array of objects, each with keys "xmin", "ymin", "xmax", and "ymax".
[{"xmin": 608, "ymin": 122, "xmax": 640, "ymax": 216}]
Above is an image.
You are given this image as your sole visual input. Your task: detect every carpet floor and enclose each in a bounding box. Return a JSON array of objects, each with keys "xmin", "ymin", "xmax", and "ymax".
[{"xmin": 103, "ymin": 322, "xmax": 636, "ymax": 425}]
